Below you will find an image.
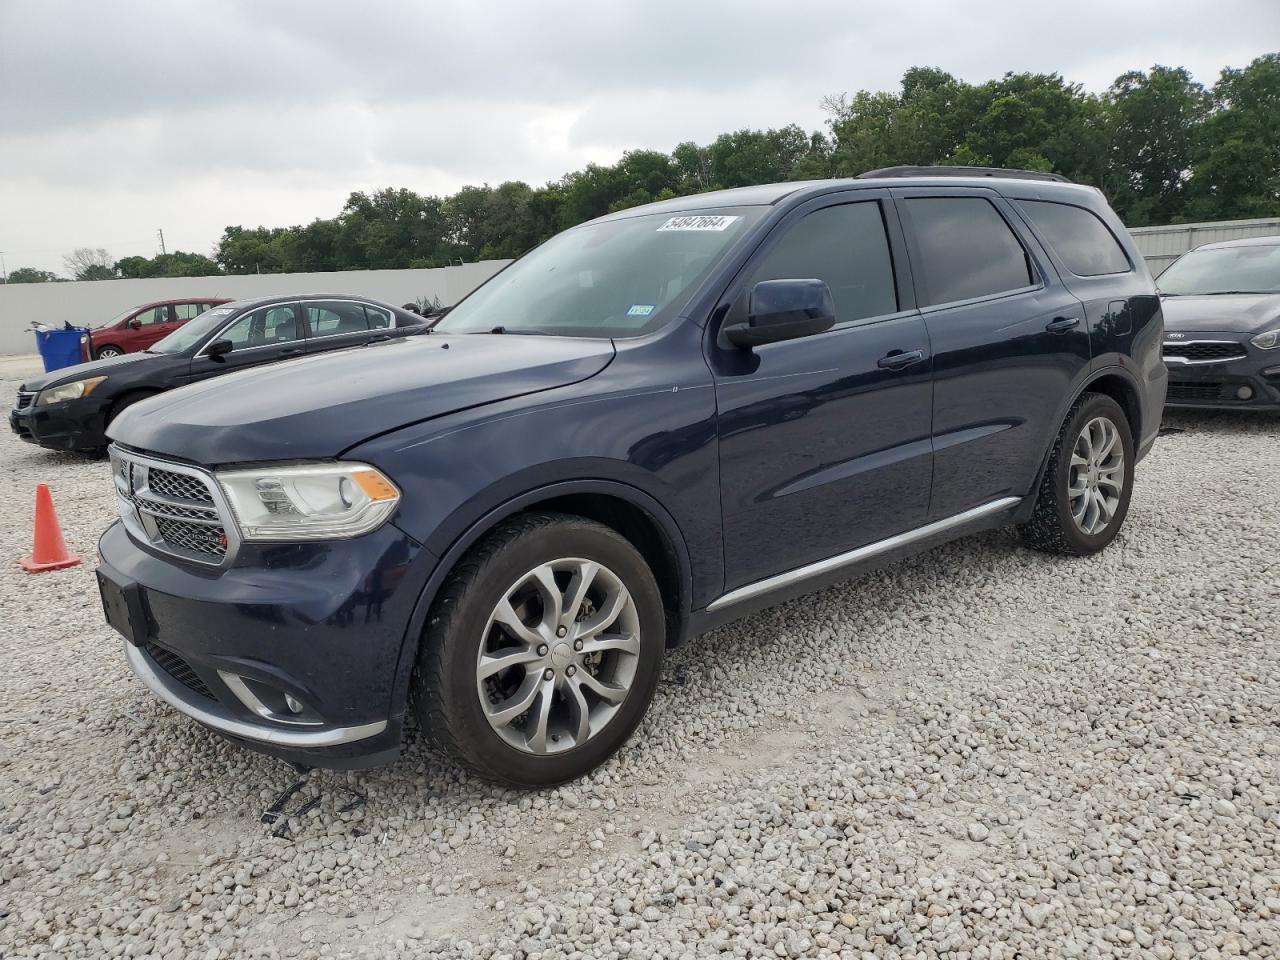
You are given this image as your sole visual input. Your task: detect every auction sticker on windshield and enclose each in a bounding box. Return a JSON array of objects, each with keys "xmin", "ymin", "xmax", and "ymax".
[{"xmin": 657, "ymin": 215, "xmax": 740, "ymax": 232}]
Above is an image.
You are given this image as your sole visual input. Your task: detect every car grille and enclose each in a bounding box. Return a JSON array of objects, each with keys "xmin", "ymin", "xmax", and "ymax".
[
  {"xmin": 1167, "ymin": 380, "xmax": 1229, "ymax": 402},
  {"xmin": 143, "ymin": 640, "xmax": 216, "ymax": 702},
  {"xmin": 1162, "ymin": 341, "xmax": 1247, "ymax": 363},
  {"xmin": 111, "ymin": 448, "xmax": 235, "ymax": 564},
  {"xmin": 15, "ymin": 390, "xmax": 34, "ymax": 410}
]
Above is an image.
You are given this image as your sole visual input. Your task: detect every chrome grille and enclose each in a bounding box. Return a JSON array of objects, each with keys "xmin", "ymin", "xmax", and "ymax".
[
  {"xmin": 110, "ymin": 447, "xmax": 238, "ymax": 565},
  {"xmin": 1162, "ymin": 340, "xmax": 1247, "ymax": 363},
  {"xmin": 15, "ymin": 390, "xmax": 34, "ymax": 410},
  {"xmin": 147, "ymin": 467, "xmax": 215, "ymax": 504}
]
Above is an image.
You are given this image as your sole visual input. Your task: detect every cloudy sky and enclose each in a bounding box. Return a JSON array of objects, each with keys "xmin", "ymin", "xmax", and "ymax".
[{"xmin": 1, "ymin": 0, "xmax": 1276, "ymax": 276}]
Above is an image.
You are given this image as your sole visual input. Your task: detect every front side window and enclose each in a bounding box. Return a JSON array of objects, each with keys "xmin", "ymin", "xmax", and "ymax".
[
  {"xmin": 1157, "ymin": 243, "xmax": 1280, "ymax": 295},
  {"xmin": 1017, "ymin": 200, "xmax": 1130, "ymax": 277},
  {"xmin": 133, "ymin": 306, "xmax": 167, "ymax": 326},
  {"xmin": 218, "ymin": 305, "xmax": 300, "ymax": 349},
  {"xmin": 306, "ymin": 301, "xmax": 369, "ymax": 337},
  {"xmin": 906, "ymin": 197, "xmax": 1034, "ymax": 306},
  {"xmin": 747, "ymin": 201, "xmax": 897, "ymax": 324},
  {"xmin": 436, "ymin": 207, "xmax": 764, "ymax": 338}
]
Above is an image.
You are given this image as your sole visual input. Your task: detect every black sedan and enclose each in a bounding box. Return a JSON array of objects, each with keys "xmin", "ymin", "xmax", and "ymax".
[
  {"xmin": 10, "ymin": 294, "xmax": 430, "ymax": 452},
  {"xmin": 1159, "ymin": 236, "xmax": 1280, "ymax": 411}
]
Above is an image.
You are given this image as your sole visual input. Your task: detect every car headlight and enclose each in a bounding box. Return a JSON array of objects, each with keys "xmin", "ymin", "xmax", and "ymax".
[
  {"xmin": 216, "ymin": 463, "xmax": 400, "ymax": 541},
  {"xmin": 36, "ymin": 376, "xmax": 107, "ymax": 406},
  {"xmin": 1250, "ymin": 328, "xmax": 1280, "ymax": 350}
]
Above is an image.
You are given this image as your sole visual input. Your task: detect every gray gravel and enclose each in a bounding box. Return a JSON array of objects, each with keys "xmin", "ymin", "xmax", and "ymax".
[{"xmin": 1, "ymin": 370, "xmax": 1278, "ymax": 960}]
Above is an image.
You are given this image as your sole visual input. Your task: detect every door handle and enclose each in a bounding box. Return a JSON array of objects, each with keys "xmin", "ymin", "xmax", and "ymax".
[
  {"xmin": 1045, "ymin": 316, "xmax": 1080, "ymax": 334},
  {"xmin": 877, "ymin": 349, "xmax": 925, "ymax": 371},
  {"xmin": 280, "ymin": 347, "xmax": 303, "ymax": 356}
]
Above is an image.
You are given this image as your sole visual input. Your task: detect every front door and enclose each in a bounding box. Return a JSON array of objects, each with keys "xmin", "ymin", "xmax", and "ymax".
[
  {"xmin": 893, "ymin": 188, "xmax": 1090, "ymax": 518},
  {"xmin": 185, "ymin": 302, "xmax": 304, "ymax": 384},
  {"xmin": 709, "ymin": 192, "xmax": 934, "ymax": 593}
]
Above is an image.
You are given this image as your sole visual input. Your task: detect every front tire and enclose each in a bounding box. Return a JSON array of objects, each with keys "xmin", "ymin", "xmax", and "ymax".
[
  {"xmin": 413, "ymin": 512, "xmax": 665, "ymax": 786},
  {"xmin": 1018, "ymin": 392, "xmax": 1134, "ymax": 556},
  {"xmin": 96, "ymin": 346, "xmax": 124, "ymax": 359}
]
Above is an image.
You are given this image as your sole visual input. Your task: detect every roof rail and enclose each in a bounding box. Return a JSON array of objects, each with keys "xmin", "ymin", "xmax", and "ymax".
[{"xmin": 857, "ymin": 165, "xmax": 1071, "ymax": 184}]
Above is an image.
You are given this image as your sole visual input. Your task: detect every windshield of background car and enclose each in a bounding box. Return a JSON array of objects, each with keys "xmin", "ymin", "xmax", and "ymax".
[
  {"xmin": 92, "ymin": 307, "xmax": 134, "ymax": 330},
  {"xmin": 1158, "ymin": 244, "xmax": 1280, "ymax": 295},
  {"xmin": 435, "ymin": 208, "xmax": 764, "ymax": 338},
  {"xmin": 149, "ymin": 307, "xmax": 236, "ymax": 353}
]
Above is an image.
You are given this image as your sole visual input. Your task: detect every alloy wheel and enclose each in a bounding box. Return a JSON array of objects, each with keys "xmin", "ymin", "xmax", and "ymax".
[
  {"xmin": 476, "ymin": 558, "xmax": 640, "ymax": 755},
  {"xmin": 1069, "ymin": 415, "xmax": 1124, "ymax": 535}
]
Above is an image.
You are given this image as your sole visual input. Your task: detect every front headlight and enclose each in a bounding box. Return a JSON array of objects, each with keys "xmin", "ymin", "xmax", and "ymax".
[
  {"xmin": 1250, "ymin": 328, "xmax": 1280, "ymax": 350},
  {"xmin": 216, "ymin": 463, "xmax": 400, "ymax": 541},
  {"xmin": 36, "ymin": 376, "xmax": 107, "ymax": 406}
]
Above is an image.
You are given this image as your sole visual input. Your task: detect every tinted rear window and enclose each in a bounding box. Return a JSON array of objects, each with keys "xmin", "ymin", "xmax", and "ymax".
[
  {"xmin": 1017, "ymin": 200, "xmax": 1130, "ymax": 277},
  {"xmin": 905, "ymin": 197, "xmax": 1034, "ymax": 305}
]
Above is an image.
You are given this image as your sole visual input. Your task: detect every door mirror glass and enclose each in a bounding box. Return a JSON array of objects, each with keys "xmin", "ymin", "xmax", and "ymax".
[
  {"xmin": 725, "ymin": 279, "xmax": 836, "ymax": 348},
  {"xmin": 206, "ymin": 338, "xmax": 234, "ymax": 360}
]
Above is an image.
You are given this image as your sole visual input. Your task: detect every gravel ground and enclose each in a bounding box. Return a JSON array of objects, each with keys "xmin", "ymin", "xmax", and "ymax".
[{"xmin": 1, "ymin": 370, "xmax": 1277, "ymax": 960}]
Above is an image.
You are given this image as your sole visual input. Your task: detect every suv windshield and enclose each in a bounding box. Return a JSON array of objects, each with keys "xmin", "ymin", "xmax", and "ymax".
[
  {"xmin": 1158, "ymin": 243, "xmax": 1280, "ymax": 295},
  {"xmin": 436, "ymin": 208, "xmax": 762, "ymax": 338},
  {"xmin": 150, "ymin": 307, "xmax": 235, "ymax": 353}
]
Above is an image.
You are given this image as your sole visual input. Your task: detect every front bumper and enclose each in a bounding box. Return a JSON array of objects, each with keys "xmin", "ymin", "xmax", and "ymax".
[
  {"xmin": 1163, "ymin": 340, "xmax": 1280, "ymax": 411},
  {"xmin": 98, "ymin": 518, "xmax": 437, "ymax": 768},
  {"xmin": 9, "ymin": 396, "xmax": 111, "ymax": 450}
]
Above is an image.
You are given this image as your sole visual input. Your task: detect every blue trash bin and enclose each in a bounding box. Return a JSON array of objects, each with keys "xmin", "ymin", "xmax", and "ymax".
[{"xmin": 34, "ymin": 327, "xmax": 88, "ymax": 373}]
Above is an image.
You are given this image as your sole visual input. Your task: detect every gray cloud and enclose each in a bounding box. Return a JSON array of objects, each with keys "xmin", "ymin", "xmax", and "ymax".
[{"xmin": 1, "ymin": 0, "xmax": 1276, "ymax": 273}]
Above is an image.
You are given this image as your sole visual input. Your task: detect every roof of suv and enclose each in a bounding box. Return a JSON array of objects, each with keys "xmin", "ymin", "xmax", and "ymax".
[{"xmin": 595, "ymin": 170, "xmax": 1102, "ymax": 222}]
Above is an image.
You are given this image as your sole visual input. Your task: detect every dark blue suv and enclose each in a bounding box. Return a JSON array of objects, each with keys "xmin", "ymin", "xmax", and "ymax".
[{"xmin": 97, "ymin": 168, "xmax": 1166, "ymax": 785}]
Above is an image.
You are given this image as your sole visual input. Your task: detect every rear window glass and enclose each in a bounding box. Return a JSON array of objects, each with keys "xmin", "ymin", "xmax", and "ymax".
[
  {"xmin": 905, "ymin": 197, "xmax": 1034, "ymax": 305},
  {"xmin": 1017, "ymin": 200, "xmax": 1130, "ymax": 277}
]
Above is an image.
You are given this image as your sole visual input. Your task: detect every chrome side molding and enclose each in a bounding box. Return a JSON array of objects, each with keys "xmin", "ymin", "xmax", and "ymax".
[{"xmin": 707, "ymin": 496, "xmax": 1022, "ymax": 612}]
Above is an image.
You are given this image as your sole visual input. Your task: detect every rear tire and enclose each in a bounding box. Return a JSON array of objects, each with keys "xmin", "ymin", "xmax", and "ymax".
[
  {"xmin": 1018, "ymin": 392, "xmax": 1134, "ymax": 556},
  {"xmin": 413, "ymin": 512, "xmax": 665, "ymax": 786}
]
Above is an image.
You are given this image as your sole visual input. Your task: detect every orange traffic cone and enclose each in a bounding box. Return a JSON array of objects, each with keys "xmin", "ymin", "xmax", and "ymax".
[{"xmin": 19, "ymin": 483, "xmax": 81, "ymax": 572}]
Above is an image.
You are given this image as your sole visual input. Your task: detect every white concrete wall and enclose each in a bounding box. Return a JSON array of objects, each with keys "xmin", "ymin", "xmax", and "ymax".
[
  {"xmin": 1128, "ymin": 217, "xmax": 1280, "ymax": 277},
  {"xmin": 0, "ymin": 260, "xmax": 510, "ymax": 355}
]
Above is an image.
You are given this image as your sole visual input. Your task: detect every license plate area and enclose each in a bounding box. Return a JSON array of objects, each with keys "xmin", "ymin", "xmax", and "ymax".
[{"xmin": 97, "ymin": 569, "xmax": 150, "ymax": 646}]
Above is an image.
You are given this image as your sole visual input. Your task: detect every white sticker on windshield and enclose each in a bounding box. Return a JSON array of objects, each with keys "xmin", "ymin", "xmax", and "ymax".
[
  {"xmin": 626, "ymin": 304, "xmax": 655, "ymax": 317},
  {"xmin": 657, "ymin": 215, "xmax": 741, "ymax": 232}
]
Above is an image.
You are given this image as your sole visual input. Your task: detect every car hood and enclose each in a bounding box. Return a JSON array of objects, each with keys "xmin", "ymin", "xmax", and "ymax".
[
  {"xmin": 1160, "ymin": 293, "xmax": 1280, "ymax": 334},
  {"xmin": 109, "ymin": 334, "xmax": 615, "ymax": 464},
  {"xmin": 21, "ymin": 351, "xmax": 155, "ymax": 392}
]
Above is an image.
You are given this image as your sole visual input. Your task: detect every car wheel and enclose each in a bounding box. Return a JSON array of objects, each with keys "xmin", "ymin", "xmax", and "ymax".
[
  {"xmin": 414, "ymin": 512, "xmax": 665, "ymax": 786},
  {"xmin": 1018, "ymin": 392, "xmax": 1135, "ymax": 556},
  {"xmin": 96, "ymin": 346, "xmax": 124, "ymax": 359}
]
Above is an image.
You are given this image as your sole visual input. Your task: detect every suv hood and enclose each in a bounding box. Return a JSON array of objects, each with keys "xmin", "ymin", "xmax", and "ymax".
[
  {"xmin": 21, "ymin": 351, "xmax": 154, "ymax": 392},
  {"xmin": 110, "ymin": 335, "xmax": 615, "ymax": 464},
  {"xmin": 1161, "ymin": 293, "xmax": 1280, "ymax": 334}
]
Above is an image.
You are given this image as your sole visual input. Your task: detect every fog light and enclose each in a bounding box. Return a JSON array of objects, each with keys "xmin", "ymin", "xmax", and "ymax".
[
  {"xmin": 284, "ymin": 694, "xmax": 304, "ymax": 714},
  {"xmin": 1236, "ymin": 385, "xmax": 1254, "ymax": 400}
]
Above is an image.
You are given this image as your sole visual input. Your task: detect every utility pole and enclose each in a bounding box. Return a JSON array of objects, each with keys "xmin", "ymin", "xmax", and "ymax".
[
  {"xmin": 0, "ymin": 251, "xmax": 7, "ymax": 283},
  {"xmin": 157, "ymin": 229, "xmax": 167, "ymax": 256}
]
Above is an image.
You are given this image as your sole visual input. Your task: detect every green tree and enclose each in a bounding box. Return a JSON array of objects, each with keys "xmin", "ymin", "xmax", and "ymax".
[
  {"xmin": 116, "ymin": 251, "xmax": 221, "ymax": 278},
  {"xmin": 1185, "ymin": 53, "xmax": 1280, "ymax": 221},
  {"xmin": 5, "ymin": 267, "xmax": 62, "ymax": 283}
]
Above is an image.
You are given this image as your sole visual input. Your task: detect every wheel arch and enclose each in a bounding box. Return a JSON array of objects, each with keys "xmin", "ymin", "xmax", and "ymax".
[
  {"xmin": 387, "ymin": 479, "xmax": 695, "ymax": 731},
  {"xmin": 1016, "ymin": 365, "xmax": 1145, "ymax": 525}
]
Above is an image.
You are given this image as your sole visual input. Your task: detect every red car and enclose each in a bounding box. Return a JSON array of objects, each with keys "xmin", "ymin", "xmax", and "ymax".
[{"xmin": 82, "ymin": 298, "xmax": 231, "ymax": 360}]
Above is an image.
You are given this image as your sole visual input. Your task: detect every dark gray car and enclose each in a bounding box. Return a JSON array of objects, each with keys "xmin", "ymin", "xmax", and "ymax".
[{"xmin": 1158, "ymin": 236, "xmax": 1280, "ymax": 411}]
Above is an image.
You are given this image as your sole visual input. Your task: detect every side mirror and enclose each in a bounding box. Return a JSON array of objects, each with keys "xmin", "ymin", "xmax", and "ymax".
[
  {"xmin": 724, "ymin": 279, "xmax": 836, "ymax": 349},
  {"xmin": 206, "ymin": 338, "xmax": 234, "ymax": 361},
  {"xmin": 127, "ymin": 318, "xmax": 142, "ymax": 330}
]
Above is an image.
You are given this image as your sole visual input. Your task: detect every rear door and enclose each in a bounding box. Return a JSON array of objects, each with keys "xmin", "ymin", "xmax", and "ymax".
[
  {"xmin": 709, "ymin": 190, "xmax": 934, "ymax": 592},
  {"xmin": 301, "ymin": 299, "xmax": 380, "ymax": 355},
  {"xmin": 160, "ymin": 302, "xmax": 206, "ymax": 345},
  {"xmin": 893, "ymin": 187, "xmax": 1089, "ymax": 519},
  {"xmin": 184, "ymin": 302, "xmax": 304, "ymax": 384}
]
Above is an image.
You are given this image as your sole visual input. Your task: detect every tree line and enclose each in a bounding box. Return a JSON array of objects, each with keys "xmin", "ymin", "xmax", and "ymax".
[{"xmin": 6, "ymin": 53, "xmax": 1276, "ymax": 283}]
